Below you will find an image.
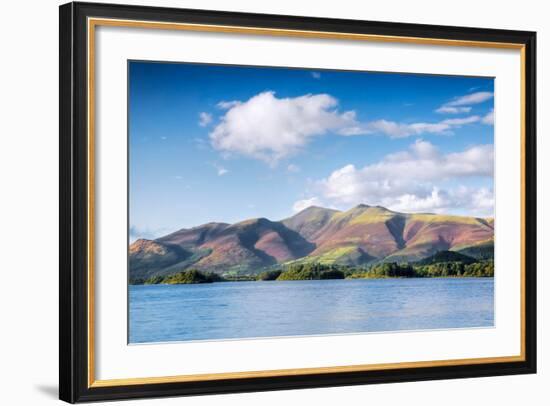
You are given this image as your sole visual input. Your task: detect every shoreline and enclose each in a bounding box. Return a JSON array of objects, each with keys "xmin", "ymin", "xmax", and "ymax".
[{"xmin": 130, "ymin": 275, "xmax": 494, "ymax": 286}]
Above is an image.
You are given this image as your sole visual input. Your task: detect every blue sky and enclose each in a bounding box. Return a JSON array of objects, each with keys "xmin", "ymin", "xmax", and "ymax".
[{"xmin": 129, "ymin": 61, "xmax": 494, "ymax": 241}]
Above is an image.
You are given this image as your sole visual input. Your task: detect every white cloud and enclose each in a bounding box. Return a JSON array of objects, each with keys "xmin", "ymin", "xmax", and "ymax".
[
  {"xmin": 198, "ymin": 112, "xmax": 213, "ymax": 127},
  {"xmin": 292, "ymin": 197, "xmax": 323, "ymax": 213},
  {"xmin": 217, "ymin": 100, "xmax": 241, "ymax": 110},
  {"xmin": 317, "ymin": 140, "xmax": 494, "ymax": 216},
  {"xmin": 340, "ymin": 113, "xmax": 481, "ymax": 138},
  {"xmin": 337, "ymin": 125, "xmax": 370, "ymax": 136},
  {"xmin": 287, "ymin": 163, "xmax": 301, "ymax": 173},
  {"xmin": 389, "ymin": 186, "xmax": 494, "ymax": 216},
  {"xmin": 129, "ymin": 225, "xmax": 173, "ymax": 243},
  {"xmin": 209, "ymin": 91, "xmax": 364, "ymax": 164},
  {"xmin": 482, "ymin": 110, "xmax": 494, "ymax": 125},
  {"xmin": 446, "ymin": 91, "xmax": 494, "ymax": 107},
  {"xmin": 391, "ymin": 188, "xmax": 449, "ymax": 212},
  {"xmin": 470, "ymin": 187, "xmax": 494, "ymax": 212},
  {"xmin": 211, "ymin": 163, "xmax": 229, "ymax": 176},
  {"xmin": 209, "ymin": 91, "xmax": 488, "ymax": 164},
  {"xmin": 311, "ymin": 72, "xmax": 321, "ymax": 79},
  {"xmin": 365, "ymin": 120, "xmax": 451, "ymax": 138},
  {"xmin": 440, "ymin": 116, "xmax": 481, "ymax": 126},
  {"xmin": 435, "ymin": 106, "xmax": 472, "ymax": 114},
  {"xmin": 436, "ymin": 91, "xmax": 493, "ymax": 116},
  {"xmin": 359, "ymin": 115, "xmax": 480, "ymax": 138}
]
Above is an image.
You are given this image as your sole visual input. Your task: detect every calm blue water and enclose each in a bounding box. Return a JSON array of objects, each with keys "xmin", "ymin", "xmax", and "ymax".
[{"xmin": 129, "ymin": 278, "xmax": 494, "ymax": 344}]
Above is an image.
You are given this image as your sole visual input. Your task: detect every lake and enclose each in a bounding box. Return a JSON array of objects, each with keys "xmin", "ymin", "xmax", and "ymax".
[{"xmin": 129, "ymin": 278, "xmax": 494, "ymax": 344}]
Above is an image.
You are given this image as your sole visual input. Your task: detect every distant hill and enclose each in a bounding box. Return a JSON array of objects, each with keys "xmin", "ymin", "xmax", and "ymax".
[
  {"xmin": 415, "ymin": 250, "xmax": 477, "ymax": 266},
  {"xmin": 129, "ymin": 239, "xmax": 192, "ymax": 281},
  {"xmin": 455, "ymin": 241, "xmax": 494, "ymax": 260},
  {"xmin": 281, "ymin": 206, "xmax": 339, "ymax": 240},
  {"xmin": 129, "ymin": 204, "xmax": 494, "ymax": 282}
]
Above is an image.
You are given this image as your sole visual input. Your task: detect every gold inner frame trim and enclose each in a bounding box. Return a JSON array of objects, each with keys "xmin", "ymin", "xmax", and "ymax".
[
  {"xmin": 90, "ymin": 355, "xmax": 524, "ymax": 388},
  {"xmin": 87, "ymin": 17, "xmax": 527, "ymax": 388}
]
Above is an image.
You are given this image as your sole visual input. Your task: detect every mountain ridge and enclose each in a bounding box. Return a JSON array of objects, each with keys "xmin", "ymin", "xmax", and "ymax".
[{"xmin": 129, "ymin": 205, "xmax": 494, "ymax": 281}]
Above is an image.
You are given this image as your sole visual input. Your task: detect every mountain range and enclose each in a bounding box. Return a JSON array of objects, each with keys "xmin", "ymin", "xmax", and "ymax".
[{"xmin": 129, "ymin": 204, "xmax": 494, "ymax": 282}]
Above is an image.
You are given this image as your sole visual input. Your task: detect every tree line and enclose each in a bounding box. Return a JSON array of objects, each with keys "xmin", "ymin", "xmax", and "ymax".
[{"xmin": 132, "ymin": 260, "xmax": 494, "ymax": 285}]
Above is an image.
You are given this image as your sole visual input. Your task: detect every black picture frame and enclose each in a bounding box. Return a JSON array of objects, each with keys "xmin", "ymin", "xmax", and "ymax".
[{"xmin": 59, "ymin": 2, "xmax": 537, "ymax": 403}]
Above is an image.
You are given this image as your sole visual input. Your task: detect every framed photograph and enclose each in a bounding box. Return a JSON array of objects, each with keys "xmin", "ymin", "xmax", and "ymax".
[{"xmin": 59, "ymin": 2, "xmax": 536, "ymax": 403}]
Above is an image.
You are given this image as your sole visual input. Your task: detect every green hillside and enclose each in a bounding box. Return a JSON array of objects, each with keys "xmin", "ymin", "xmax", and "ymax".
[{"xmin": 415, "ymin": 250, "xmax": 477, "ymax": 265}]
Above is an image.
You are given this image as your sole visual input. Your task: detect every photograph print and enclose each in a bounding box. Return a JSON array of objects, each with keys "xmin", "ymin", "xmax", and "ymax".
[{"xmin": 128, "ymin": 61, "xmax": 495, "ymax": 344}]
